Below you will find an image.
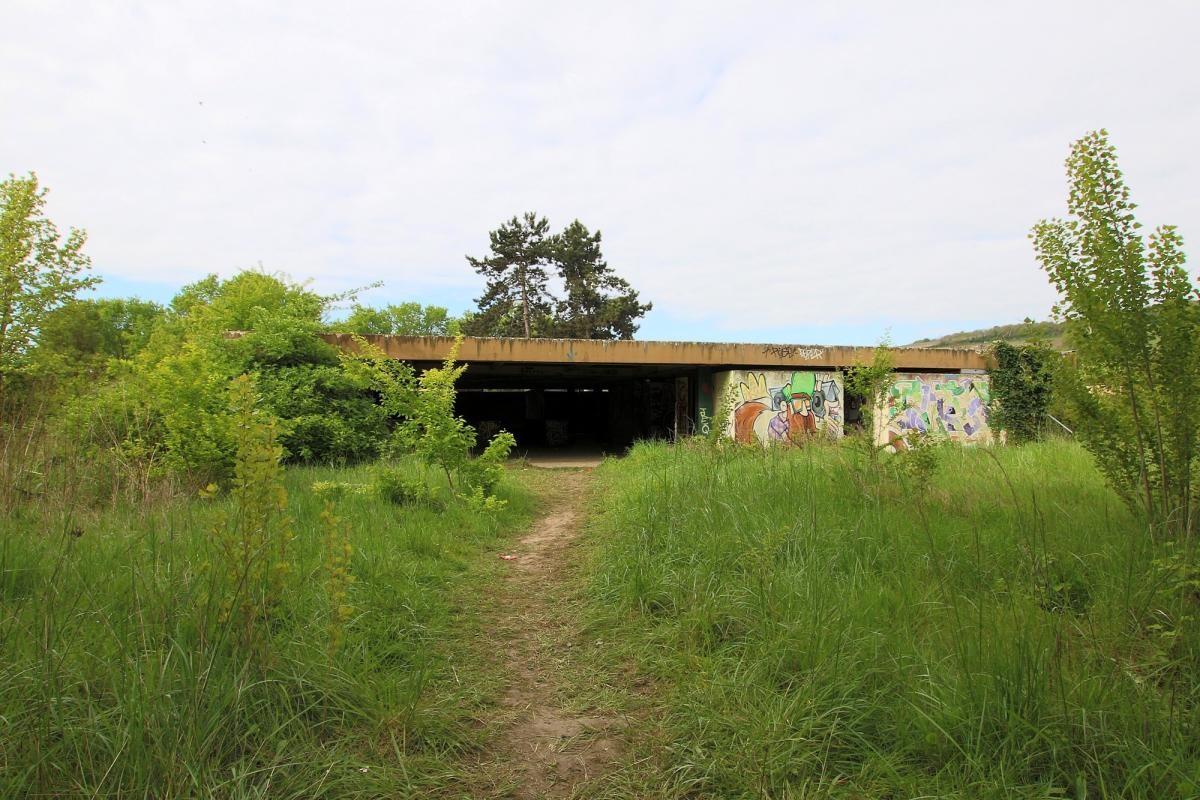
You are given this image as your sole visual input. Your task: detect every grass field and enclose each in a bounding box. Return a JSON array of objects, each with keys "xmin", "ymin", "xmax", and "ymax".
[
  {"xmin": 0, "ymin": 458, "xmax": 536, "ymax": 798},
  {"xmin": 581, "ymin": 440, "xmax": 1200, "ymax": 799},
  {"xmin": 4, "ymin": 438, "xmax": 1198, "ymax": 798}
]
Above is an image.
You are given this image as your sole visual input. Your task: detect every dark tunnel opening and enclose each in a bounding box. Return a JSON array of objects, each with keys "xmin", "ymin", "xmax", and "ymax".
[{"xmin": 455, "ymin": 379, "xmax": 682, "ymax": 455}]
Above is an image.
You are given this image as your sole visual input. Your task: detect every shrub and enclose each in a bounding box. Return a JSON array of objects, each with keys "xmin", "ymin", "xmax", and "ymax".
[
  {"xmin": 344, "ymin": 335, "xmax": 517, "ymax": 494},
  {"xmin": 457, "ymin": 431, "xmax": 516, "ymax": 496},
  {"xmin": 254, "ymin": 364, "xmax": 386, "ymax": 464},
  {"xmin": 373, "ymin": 467, "xmax": 438, "ymax": 506}
]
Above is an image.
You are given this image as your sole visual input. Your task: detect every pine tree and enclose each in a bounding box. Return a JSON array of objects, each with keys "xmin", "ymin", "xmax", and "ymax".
[
  {"xmin": 549, "ymin": 220, "xmax": 651, "ymax": 340},
  {"xmin": 463, "ymin": 212, "xmax": 553, "ymax": 338}
]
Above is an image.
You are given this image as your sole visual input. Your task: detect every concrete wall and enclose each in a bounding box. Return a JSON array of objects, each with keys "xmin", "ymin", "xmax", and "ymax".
[
  {"xmin": 874, "ymin": 374, "xmax": 992, "ymax": 448},
  {"xmin": 714, "ymin": 370, "xmax": 844, "ymax": 446}
]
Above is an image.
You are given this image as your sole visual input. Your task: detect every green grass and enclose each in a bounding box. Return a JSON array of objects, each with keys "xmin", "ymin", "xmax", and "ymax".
[
  {"xmin": 581, "ymin": 439, "xmax": 1200, "ymax": 798},
  {"xmin": 0, "ymin": 459, "xmax": 535, "ymax": 798}
]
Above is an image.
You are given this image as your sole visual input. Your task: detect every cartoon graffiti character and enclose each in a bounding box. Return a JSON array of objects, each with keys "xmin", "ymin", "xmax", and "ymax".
[
  {"xmin": 767, "ymin": 372, "xmax": 818, "ymax": 443},
  {"xmin": 726, "ymin": 371, "xmax": 842, "ymax": 446},
  {"xmin": 732, "ymin": 372, "xmax": 770, "ymax": 444}
]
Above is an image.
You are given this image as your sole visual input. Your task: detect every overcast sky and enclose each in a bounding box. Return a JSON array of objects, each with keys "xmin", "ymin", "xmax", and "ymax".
[{"xmin": 3, "ymin": 2, "xmax": 1197, "ymax": 344}]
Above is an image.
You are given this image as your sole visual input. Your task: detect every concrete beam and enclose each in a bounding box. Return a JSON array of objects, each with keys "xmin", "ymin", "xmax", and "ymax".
[{"xmin": 320, "ymin": 334, "xmax": 992, "ymax": 372}]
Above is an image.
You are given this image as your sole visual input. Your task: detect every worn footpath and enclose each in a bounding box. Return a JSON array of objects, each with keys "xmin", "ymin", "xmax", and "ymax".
[{"xmin": 477, "ymin": 467, "xmax": 625, "ymax": 799}]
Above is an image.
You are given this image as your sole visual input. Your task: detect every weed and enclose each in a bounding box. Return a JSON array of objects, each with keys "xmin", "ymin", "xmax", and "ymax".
[
  {"xmin": 458, "ymin": 485, "xmax": 509, "ymax": 514},
  {"xmin": 209, "ymin": 374, "xmax": 294, "ymax": 661},
  {"xmin": 311, "ymin": 479, "xmax": 371, "ymax": 500},
  {"xmin": 319, "ymin": 499, "xmax": 354, "ymax": 655}
]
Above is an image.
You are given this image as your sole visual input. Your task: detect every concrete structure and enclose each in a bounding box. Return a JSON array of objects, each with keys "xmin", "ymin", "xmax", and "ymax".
[{"xmin": 322, "ymin": 334, "xmax": 993, "ymax": 451}]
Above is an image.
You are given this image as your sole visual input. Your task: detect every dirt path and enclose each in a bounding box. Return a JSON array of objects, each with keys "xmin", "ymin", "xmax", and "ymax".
[{"xmin": 482, "ymin": 467, "xmax": 623, "ymax": 799}]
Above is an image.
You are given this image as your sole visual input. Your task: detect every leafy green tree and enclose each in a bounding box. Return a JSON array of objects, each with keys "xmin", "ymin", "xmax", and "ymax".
[
  {"xmin": 1032, "ymin": 129, "xmax": 1199, "ymax": 537},
  {"xmin": 463, "ymin": 212, "xmax": 554, "ymax": 338},
  {"xmin": 36, "ymin": 298, "xmax": 164, "ymax": 364},
  {"xmin": 549, "ymin": 220, "xmax": 651, "ymax": 339},
  {"xmin": 0, "ymin": 173, "xmax": 96, "ymax": 393},
  {"xmin": 134, "ymin": 271, "xmax": 384, "ymax": 476},
  {"xmin": 341, "ymin": 302, "xmax": 461, "ymax": 336}
]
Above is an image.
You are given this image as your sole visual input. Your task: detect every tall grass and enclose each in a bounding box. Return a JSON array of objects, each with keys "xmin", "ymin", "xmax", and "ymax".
[
  {"xmin": 584, "ymin": 440, "xmax": 1200, "ymax": 798},
  {"xmin": 0, "ymin": 457, "xmax": 534, "ymax": 798}
]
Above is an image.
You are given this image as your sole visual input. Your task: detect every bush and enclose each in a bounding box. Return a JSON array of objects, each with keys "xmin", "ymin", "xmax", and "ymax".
[
  {"xmin": 457, "ymin": 431, "xmax": 516, "ymax": 496},
  {"xmin": 343, "ymin": 336, "xmax": 516, "ymax": 495},
  {"xmin": 373, "ymin": 467, "xmax": 438, "ymax": 507},
  {"xmin": 254, "ymin": 364, "xmax": 386, "ymax": 464}
]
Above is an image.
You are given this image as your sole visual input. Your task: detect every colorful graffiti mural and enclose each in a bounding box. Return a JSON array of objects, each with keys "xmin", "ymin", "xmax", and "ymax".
[
  {"xmin": 875, "ymin": 374, "xmax": 991, "ymax": 449},
  {"xmin": 714, "ymin": 370, "xmax": 843, "ymax": 446}
]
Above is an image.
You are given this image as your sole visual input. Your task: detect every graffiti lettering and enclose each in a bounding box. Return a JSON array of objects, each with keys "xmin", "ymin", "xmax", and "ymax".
[
  {"xmin": 877, "ymin": 374, "xmax": 992, "ymax": 450},
  {"xmin": 762, "ymin": 344, "xmax": 825, "ymax": 360}
]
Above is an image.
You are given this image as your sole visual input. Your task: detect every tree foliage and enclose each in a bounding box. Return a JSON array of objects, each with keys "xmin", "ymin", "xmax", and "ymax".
[
  {"xmin": 1032, "ymin": 129, "xmax": 1199, "ymax": 537},
  {"xmin": 341, "ymin": 301, "xmax": 461, "ymax": 336},
  {"xmin": 0, "ymin": 173, "xmax": 96, "ymax": 394},
  {"xmin": 464, "ymin": 213, "xmax": 651, "ymax": 339},
  {"xmin": 549, "ymin": 220, "xmax": 651, "ymax": 339},
  {"xmin": 37, "ymin": 298, "xmax": 164, "ymax": 365},
  {"xmin": 145, "ymin": 271, "xmax": 384, "ymax": 473},
  {"xmin": 464, "ymin": 212, "xmax": 554, "ymax": 338},
  {"xmin": 40, "ymin": 271, "xmax": 386, "ymax": 482}
]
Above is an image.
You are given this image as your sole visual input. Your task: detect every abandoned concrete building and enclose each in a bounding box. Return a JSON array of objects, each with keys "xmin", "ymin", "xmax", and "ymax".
[{"xmin": 322, "ymin": 334, "xmax": 993, "ymax": 452}]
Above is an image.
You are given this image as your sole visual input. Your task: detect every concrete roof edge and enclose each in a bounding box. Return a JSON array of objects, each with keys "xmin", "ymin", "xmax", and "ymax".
[{"xmin": 319, "ymin": 334, "xmax": 993, "ymax": 371}]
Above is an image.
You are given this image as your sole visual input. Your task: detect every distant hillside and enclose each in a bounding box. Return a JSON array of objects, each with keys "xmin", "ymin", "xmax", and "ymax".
[{"xmin": 906, "ymin": 320, "xmax": 1065, "ymax": 349}]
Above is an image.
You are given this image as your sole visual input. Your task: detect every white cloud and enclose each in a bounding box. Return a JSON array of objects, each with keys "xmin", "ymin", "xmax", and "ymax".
[{"xmin": 2, "ymin": 0, "xmax": 1196, "ymax": 342}]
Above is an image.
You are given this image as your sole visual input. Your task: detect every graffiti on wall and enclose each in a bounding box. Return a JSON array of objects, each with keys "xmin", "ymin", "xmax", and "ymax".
[
  {"xmin": 696, "ymin": 371, "xmax": 715, "ymax": 437},
  {"xmin": 714, "ymin": 370, "xmax": 843, "ymax": 446},
  {"xmin": 875, "ymin": 374, "xmax": 991, "ymax": 449},
  {"xmin": 761, "ymin": 344, "xmax": 826, "ymax": 360}
]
